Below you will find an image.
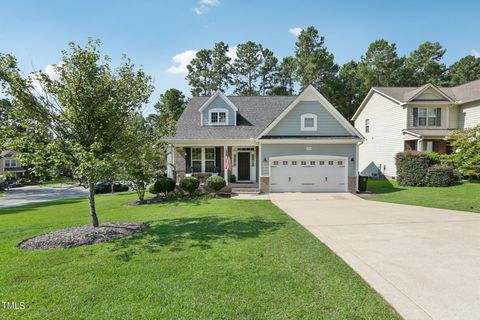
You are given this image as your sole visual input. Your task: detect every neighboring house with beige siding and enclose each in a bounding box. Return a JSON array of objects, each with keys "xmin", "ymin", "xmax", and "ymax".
[
  {"xmin": 352, "ymin": 79, "xmax": 480, "ymax": 178},
  {"xmin": 0, "ymin": 150, "xmax": 26, "ymax": 181}
]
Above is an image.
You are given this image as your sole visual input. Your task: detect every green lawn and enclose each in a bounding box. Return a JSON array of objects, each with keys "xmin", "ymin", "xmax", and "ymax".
[
  {"xmin": 367, "ymin": 179, "xmax": 480, "ymax": 213},
  {"xmin": 0, "ymin": 193, "xmax": 400, "ymax": 319}
]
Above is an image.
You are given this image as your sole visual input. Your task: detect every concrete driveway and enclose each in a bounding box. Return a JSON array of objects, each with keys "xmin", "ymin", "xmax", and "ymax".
[
  {"xmin": 270, "ymin": 193, "xmax": 480, "ymax": 320},
  {"xmin": 0, "ymin": 185, "xmax": 88, "ymax": 209}
]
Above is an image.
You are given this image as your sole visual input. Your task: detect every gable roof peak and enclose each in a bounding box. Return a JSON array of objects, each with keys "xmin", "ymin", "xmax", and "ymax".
[{"xmin": 198, "ymin": 90, "xmax": 238, "ymax": 112}]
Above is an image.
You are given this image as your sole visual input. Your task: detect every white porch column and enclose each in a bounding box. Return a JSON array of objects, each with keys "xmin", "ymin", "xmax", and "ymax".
[
  {"xmin": 166, "ymin": 145, "xmax": 174, "ymax": 179},
  {"xmin": 224, "ymin": 145, "xmax": 228, "ymax": 185},
  {"xmin": 417, "ymin": 139, "xmax": 424, "ymax": 151}
]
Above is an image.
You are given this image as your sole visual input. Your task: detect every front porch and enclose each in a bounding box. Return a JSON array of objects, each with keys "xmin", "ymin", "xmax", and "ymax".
[
  {"xmin": 168, "ymin": 145, "xmax": 259, "ymax": 185},
  {"xmin": 404, "ymin": 139, "xmax": 452, "ymax": 154}
]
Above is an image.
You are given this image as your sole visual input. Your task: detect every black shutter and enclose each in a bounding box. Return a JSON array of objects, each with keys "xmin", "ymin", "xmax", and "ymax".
[
  {"xmin": 215, "ymin": 147, "xmax": 221, "ymax": 173},
  {"xmin": 185, "ymin": 148, "xmax": 191, "ymax": 173},
  {"xmin": 413, "ymin": 108, "xmax": 418, "ymax": 126},
  {"xmin": 436, "ymin": 107, "xmax": 442, "ymax": 126}
]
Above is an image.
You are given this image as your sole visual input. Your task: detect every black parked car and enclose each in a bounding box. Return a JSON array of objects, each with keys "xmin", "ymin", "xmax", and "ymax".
[{"xmin": 94, "ymin": 182, "xmax": 129, "ymax": 194}]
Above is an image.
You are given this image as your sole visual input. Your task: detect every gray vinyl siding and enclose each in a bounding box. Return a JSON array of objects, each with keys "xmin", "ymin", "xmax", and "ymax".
[
  {"xmin": 260, "ymin": 143, "xmax": 357, "ymax": 176},
  {"xmin": 268, "ymin": 101, "xmax": 350, "ymax": 136},
  {"xmin": 201, "ymin": 96, "xmax": 236, "ymax": 126}
]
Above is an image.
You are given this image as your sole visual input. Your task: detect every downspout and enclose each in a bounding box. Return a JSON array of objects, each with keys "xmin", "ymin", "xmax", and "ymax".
[{"xmin": 356, "ymin": 141, "xmax": 363, "ymax": 193}]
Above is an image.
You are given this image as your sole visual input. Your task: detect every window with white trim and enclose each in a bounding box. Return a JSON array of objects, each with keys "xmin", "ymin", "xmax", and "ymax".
[
  {"xmin": 5, "ymin": 159, "xmax": 18, "ymax": 168},
  {"xmin": 365, "ymin": 119, "xmax": 370, "ymax": 133},
  {"xmin": 191, "ymin": 148, "xmax": 202, "ymax": 172},
  {"xmin": 301, "ymin": 114, "xmax": 317, "ymax": 131},
  {"xmin": 204, "ymin": 148, "xmax": 215, "ymax": 172},
  {"xmin": 301, "ymin": 161, "xmax": 307, "ymax": 166},
  {"xmin": 191, "ymin": 147, "xmax": 216, "ymax": 173},
  {"xmin": 209, "ymin": 108, "xmax": 228, "ymax": 125},
  {"xmin": 272, "ymin": 161, "xmax": 279, "ymax": 166},
  {"xmin": 282, "ymin": 161, "xmax": 288, "ymax": 165}
]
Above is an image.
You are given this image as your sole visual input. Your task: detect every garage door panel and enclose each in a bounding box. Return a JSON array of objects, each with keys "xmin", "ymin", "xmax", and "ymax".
[{"xmin": 270, "ymin": 157, "xmax": 347, "ymax": 192}]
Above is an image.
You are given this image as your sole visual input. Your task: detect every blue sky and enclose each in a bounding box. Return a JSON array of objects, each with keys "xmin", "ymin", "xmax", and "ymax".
[{"xmin": 1, "ymin": 0, "xmax": 479, "ymax": 114}]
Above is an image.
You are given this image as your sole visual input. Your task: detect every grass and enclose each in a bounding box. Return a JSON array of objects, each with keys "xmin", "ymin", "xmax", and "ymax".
[
  {"xmin": 367, "ymin": 179, "xmax": 480, "ymax": 213},
  {"xmin": 0, "ymin": 193, "xmax": 400, "ymax": 319}
]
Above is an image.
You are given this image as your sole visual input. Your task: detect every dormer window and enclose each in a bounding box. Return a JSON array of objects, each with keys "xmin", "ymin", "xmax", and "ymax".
[
  {"xmin": 209, "ymin": 108, "xmax": 228, "ymax": 125},
  {"xmin": 301, "ymin": 114, "xmax": 317, "ymax": 131}
]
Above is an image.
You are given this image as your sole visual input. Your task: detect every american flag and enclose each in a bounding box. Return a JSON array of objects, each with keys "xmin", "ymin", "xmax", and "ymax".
[{"xmin": 224, "ymin": 154, "xmax": 232, "ymax": 171}]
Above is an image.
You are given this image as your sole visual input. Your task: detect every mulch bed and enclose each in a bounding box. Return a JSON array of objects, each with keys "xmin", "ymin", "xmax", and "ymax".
[{"xmin": 18, "ymin": 222, "xmax": 149, "ymax": 250}]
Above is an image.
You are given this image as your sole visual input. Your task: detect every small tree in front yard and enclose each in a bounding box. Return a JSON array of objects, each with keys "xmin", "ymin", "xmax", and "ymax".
[
  {"xmin": 0, "ymin": 39, "xmax": 153, "ymax": 226},
  {"xmin": 119, "ymin": 116, "xmax": 166, "ymax": 201},
  {"xmin": 448, "ymin": 125, "xmax": 480, "ymax": 179}
]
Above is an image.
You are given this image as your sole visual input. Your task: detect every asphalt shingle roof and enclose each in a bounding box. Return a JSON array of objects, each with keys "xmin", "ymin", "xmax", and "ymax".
[
  {"xmin": 171, "ymin": 96, "xmax": 297, "ymax": 140},
  {"xmin": 373, "ymin": 79, "xmax": 480, "ymax": 103}
]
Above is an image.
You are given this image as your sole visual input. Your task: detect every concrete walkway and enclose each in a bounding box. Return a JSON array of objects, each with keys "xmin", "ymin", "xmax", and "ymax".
[
  {"xmin": 0, "ymin": 185, "xmax": 88, "ymax": 209},
  {"xmin": 270, "ymin": 193, "xmax": 480, "ymax": 320}
]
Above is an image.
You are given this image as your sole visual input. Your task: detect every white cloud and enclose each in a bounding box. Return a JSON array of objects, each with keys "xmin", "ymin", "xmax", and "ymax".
[
  {"xmin": 200, "ymin": 0, "xmax": 219, "ymax": 6},
  {"xmin": 226, "ymin": 46, "xmax": 237, "ymax": 61},
  {"xmin": 27, "ymin": 62, "xmax": 63, "ymax": 93},
  {"xmin": 471, "ymin": 49, "xmax": 480, "ymax": 58},
  {"xmin": 194, "ymin": 0, "xmax": 219, "ymax": 15},
  {"xmin": 288, "ymin": 27, "xmax": 303, "ymax": 37},
  {"xmin": 167, "ymin": 50, "xmax": 198, "ymax": 75}
]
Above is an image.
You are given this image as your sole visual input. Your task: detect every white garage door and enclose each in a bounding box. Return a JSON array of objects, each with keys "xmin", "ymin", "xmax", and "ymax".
[{"xmin": 270, "ymin": 156, "xmax": 347, "ymax": 192}]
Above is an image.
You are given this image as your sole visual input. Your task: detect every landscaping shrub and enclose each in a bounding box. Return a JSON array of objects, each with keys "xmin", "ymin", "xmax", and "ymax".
[
  {"xmin": 395, "ymin": 151, "xmax": 430, "ymax": 186},
  {"xmin": 149, "ymin": 177, "xmax": 176, "ymax": 197},
  {"xmin": 206, "ymin": 176, "xmax": 226, "ymax": 194},
  {"xmin": 229, "ymin": 174, "xmax": 236, "ymax": 183},
  {"xmin": 424, "ymin": 164, "xmax": 461, "ymax": 187},
  {"xmin": 179, "ymin": 176, "xmax": 200, "ymax": 196}
]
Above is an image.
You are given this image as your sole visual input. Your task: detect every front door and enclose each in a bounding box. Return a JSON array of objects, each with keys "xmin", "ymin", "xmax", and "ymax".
[{"xmin": 237, "ymin": 152, "xmax": 250, "ymax": 181}]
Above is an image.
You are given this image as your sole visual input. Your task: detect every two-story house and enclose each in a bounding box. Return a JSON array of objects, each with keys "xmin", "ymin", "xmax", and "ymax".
[
  {"xmin": 166, "ymin": 85, "xmax": 364, "ymax": 193},
  {"xmin": 0, "ymin": 150, "xmax": 26, "ymax": 181},
  {"xmin": 352, "ymin": 79, "xmax": 480, "ymax": 178}
]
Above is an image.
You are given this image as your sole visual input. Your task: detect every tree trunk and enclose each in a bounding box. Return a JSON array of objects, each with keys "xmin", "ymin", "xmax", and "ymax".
[{"xmin": 88, "ymin": 181, "xmax": 99, "ymax": 227}]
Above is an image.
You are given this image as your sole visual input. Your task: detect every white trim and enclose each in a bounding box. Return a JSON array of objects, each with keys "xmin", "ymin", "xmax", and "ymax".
[
  {"xmin": 190, "ymin": 147, "xmax": 216, "ymax": 173},
  {"xmin": 232, "ymin": 146, "xmax": 257, "ymax": 182},
  {"xmin": 258, "ymin": 139, "xmax": 361, "ymax": 145},
  {"xmin": 258, "ymin": 85, "xmax": 364, "ymax": 140},
  {"xmin": 208, "ymin": 108, "xmax": 229, "ymax": 125},
  {"xmin": 167, "ymin": 139, "xmax": 257, "ymax": 147},
  {"xmin": 268, "ymin": 155, "xmax": 348, "ymax": 193},
  {"xmin": 300, "ymin": 113, "xmax": 317, "ymax": 131}
]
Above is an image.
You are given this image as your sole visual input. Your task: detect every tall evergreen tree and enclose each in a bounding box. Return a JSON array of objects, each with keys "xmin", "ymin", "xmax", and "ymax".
[
  {"xmin": 270, "ymin": 56, "xmax": 296, "ymax": 95},
  {"xmin": 259, "ymin": 48, "xmax": 278, "ymax": 95},
  {"xmin": 211, "ymin": 42, "xmax": 233, "ymax": 92},
  {"xmin": 186, "ymin": 49, "xmax": 214, "ymax": 96},
  {"xmin": 333, "ymin": 61, "xmax": 363, "ymax": 121},
  {"xmin": 294, "ymin": 26, "xmax": 338, "ymax": 97},
  {"xmin": 448, "ymin": 55, "xmax": 480, "ymax": 86},
  {"xmin": 405, "ymin": 41, "xmax": 447, "ymax": 85},
  {"xmin": 152, "ymin": 88, "xmax": 187, "ymax": 136},
  {"xmin": 357, "ymin": 39, "xmax": 404, "ymax": 94},
  {"xmin": 232, "ymin": 41, "xmax": 263, "ymax": 95}
]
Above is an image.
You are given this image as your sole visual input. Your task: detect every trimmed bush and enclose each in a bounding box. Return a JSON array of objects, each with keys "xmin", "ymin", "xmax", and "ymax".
[
  {"xmin": 149, "ymin": 177, "xmax": 176, "ymax": 197},
  {"xmin": 229, "ymin": 174, "xmax": 236, "ymax": 183},
  {"xmin": 179, "ymin": 176, "xmax": 200, "ymax": 196},
  {"xmin": 425, "ymin": 165, "xmax": 461, "ymax": 187},
  {"xmin": 395, "ymin": 151, "xmax": 430, "ymax": 186},
  {"xmin": 206, "ymin": 176, "xmax": 226, "ymax": 194}
]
